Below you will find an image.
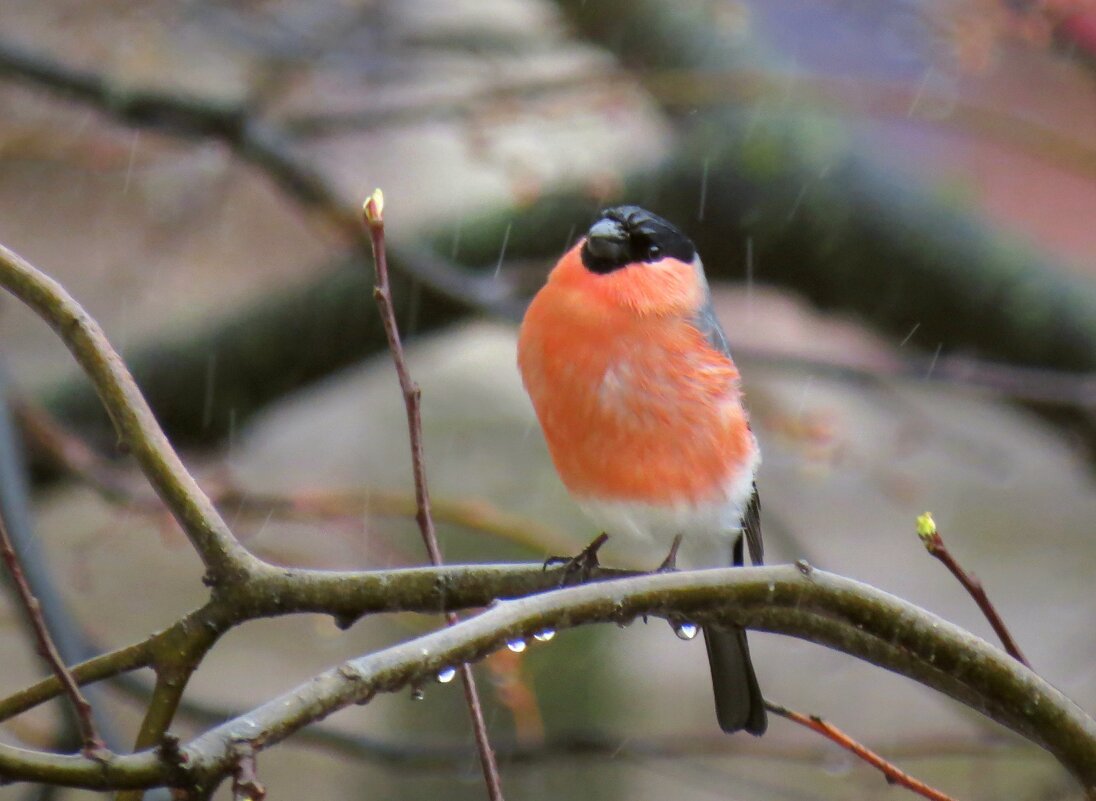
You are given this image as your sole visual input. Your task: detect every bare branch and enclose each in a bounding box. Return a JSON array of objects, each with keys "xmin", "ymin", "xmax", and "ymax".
[
  {"xmin": 0, "ymin": 640, "xmax": 154, "ymax": 723},
  {"xmin": 364, "ymin": 190, "xmax": 505, "ymax": 801},
  {"xmin": 0, "ymin": 566, "xmax": 1093, "ymax": 795},
  {"xmin": 230, "ymin": 742, "xmax": 266, "ymax": 801},
  {"xmin": 917, "ymin": 513, "xmax": 1030, "ymax": 668},
  {"xmin": 0, "ymin": 243, "xmax": 256, "ymax": 585},
  {"xmin": 155, "ymin": 679, "xmax": 1026, "ymax": 770},
  {"xmin": 765, "ymin": 700, "xmax": 957, "ymax": 801},
  {"xmin": 0, "ymin": 512, "xmax": 106, "ymax": 758}
]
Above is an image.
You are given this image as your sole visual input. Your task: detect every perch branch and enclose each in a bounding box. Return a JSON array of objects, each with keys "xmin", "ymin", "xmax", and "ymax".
[
  {"xmin": 917, "ymin": 513, "xmax": 1030, "ymax": 667},
  {"xmin": 0, "ymin": 566, "xmax": 1092, "ymax": 794}
]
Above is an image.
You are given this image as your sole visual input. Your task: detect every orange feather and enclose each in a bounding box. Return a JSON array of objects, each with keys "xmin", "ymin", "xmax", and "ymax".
[{"xmin": 518, "ymin": 244, "xmax": 755, "ymax": 506}]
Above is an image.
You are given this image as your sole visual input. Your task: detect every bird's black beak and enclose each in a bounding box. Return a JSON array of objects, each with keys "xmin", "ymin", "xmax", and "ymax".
[{"xmin": 582, "ymin": 218, "xmax": 629, "ymax": 271}]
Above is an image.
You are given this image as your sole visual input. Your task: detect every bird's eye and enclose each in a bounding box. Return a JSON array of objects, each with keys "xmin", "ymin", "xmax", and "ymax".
[{"xmin": 646, "ymin": 243, "xmax": 662, "ymax": 260}]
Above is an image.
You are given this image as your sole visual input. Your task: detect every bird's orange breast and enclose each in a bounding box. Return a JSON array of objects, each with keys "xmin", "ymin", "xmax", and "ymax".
[{"xmin": 518, "ymin": 262, "xmax": 754, "ymax": 507}]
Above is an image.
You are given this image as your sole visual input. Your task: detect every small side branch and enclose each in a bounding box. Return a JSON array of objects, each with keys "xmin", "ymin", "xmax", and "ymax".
[
  {"xmin": 765, "ymin": 701, "xmax": 957, "ymax": 801},
  {"xmin": 230, "ymin": 741, "xmax": 266, "ymax": 801},
  {"xmin": 0, "ymin": 512, "xmax": 106, "ymax": 759},
  {"xmin": 364, "ymin": 191, "xmax": 505, "ymax": 801},
  {"xmin": 916, "ymin": 513, "xmax": 1030, "ymax": 668},
  {"xmin": 0, "ymin": 243, "xmax": 255, "ymax": 585}
]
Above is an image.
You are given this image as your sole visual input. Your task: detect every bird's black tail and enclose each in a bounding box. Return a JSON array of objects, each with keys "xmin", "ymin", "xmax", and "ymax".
[
  {"xmin": 703, "ymin": 625, "xmax": 767, "ymax": 735},
  {"xmin": 705, "ymin": 495, "xmax": 767, "ymax": 735}
]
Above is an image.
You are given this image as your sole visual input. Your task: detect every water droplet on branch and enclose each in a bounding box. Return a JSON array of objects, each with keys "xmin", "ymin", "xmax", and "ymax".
[
  {"xmin": 672, "ymin": 621, "xmax": 699, "ymax": 641},
  {"xmin": 436, "ymin": 667, "xmax": 456, "ymax": 684}
]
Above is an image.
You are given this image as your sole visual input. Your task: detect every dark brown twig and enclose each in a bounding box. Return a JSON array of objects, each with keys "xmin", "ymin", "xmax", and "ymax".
[
  {"xmin": 765, "ymin": 701, "xmax": 958, "ymax": 801},
  {"xmin": 230, "ymin": 742, "xmax": 266, "ymax": 801},
  {"xmin": 0, "ymin": 511, "xmax": 107, "ymax": 759},
  {"xmin": 364, "ymin": 190, "xmax": 505, "ymax": 801},
  {"xmin": 916, "ymin": 513, "xmax": 1031, "ymax": 668}
]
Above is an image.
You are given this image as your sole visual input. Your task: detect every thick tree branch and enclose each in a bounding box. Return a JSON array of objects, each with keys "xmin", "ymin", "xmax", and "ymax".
[
  {"xmin": 0, "ymin": 566, "xmax": 1092, "ymax": 794},
  {"xmin": 0, "ymin": 244, "xmax": 256, "ymax": 584},
  {"xmin": 0, "ymin": 562, "xmax": 608, "ymax": 725}
]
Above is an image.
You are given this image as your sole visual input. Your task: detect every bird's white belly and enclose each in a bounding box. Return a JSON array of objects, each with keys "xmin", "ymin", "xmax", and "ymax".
[{"xmin": 575, "ymin": 446, "xmax": 759, "ymax": 544}]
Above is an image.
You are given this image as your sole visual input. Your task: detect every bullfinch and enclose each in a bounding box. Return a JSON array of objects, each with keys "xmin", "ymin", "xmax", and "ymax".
[{"xmin": 517, "ymin": 205, "xmax": 766, "ymax": 735}]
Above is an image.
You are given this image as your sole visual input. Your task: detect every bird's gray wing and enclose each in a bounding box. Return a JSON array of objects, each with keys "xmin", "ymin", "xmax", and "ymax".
[
  {"xmin": 742, "ymin": 485, "xmax": 763, "ymax": 566},
  {"xmin": 693, "ymin": 295, "xmax": 733, "ymax": 358},
  {"xmin": 694, "ymin": 296, "xmax": 764, "ymax": 566}
]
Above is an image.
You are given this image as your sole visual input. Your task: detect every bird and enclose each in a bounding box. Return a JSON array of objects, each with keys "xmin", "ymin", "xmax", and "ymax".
[{"xmin": 517, "ymin": 204, "xmax": 767, "ymax": 735}]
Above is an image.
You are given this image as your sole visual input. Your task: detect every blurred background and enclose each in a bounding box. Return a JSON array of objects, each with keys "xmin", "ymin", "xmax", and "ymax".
[{"xmin": 1, "ymin": 1, "xmax": 1095, "ymax": 799}]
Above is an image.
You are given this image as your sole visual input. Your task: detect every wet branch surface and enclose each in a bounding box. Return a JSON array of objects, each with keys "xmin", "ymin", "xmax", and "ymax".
[{"xmin": 1, "ymin": 564, "xmax": 1095, "ymax": 794}]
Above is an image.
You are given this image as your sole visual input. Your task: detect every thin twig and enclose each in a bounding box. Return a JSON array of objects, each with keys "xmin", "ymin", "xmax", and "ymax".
[
  {"xmin": 0, "ymin": 512, "xmax": 107, "ymax": 759},
  {"xmin": 230, "ymin": 742, "xmax": 266, "ymax": 801},
  {"xmin": 364, "ymin": 190, "xmax": 505, "ymax": 801},
  {"xmin": 764, "ymin": 701, "xmax": 958, "ymax": 801},
  {"xmin": 916, "ymin": 513, "xmax": 1030, "ymax": 668}
]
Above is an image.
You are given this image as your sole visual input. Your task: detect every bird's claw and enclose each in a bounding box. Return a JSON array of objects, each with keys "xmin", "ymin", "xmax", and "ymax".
[
  {"xmin": 544, "ymin": 533, "xmax": 610, "ymax": 587},
  {"xmin": 655, "ymin": 533, "xmax": 684, "ymax": 573}
]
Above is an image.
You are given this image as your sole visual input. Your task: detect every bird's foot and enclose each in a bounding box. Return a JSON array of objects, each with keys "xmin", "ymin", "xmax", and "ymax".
[
  {"xmin": 655, "ymin": 533, "xmax": 684, "ymax": 573},
  {"xmin": 544, "ymin": 532, "xmax": 610, "ymax": 587}
]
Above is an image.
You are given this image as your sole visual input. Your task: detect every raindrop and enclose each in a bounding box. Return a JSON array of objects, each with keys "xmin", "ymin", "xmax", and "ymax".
[
  {"xmin": 436, "ymin": 667, "xmax": 457, "ymax": 684},
  {"xmin": 672, "ymin": 621, "xmax": 699, "ymax": 641},
  {"xmin": 333, "ymin": 613, "xmax": 358, "ymax": 631},
  {"xmin": 926, "ymin": 343, "xmax": 943, "ymax": 379},
  {"xmin": 493, "ymin": 222, "xmax": 512, "ymax": 279},
  {"xmin": 533, "ymin": 629, "xmax": 556, "ymax": 642},
  {"xmin": 697, "ymin": 157, "xmax": 710, "ymax": 221},
  {"xmin": 506, "ymin": 638, "xmax": 527, "ymax": 653},
  {"xmin": 410, "ymin": 686, "xmax": 425, "ymax": 701},
  {"xmin": 123, "ymin": 131, "xmax": 140, "ymax": 194},
  {"xmin": 822, "ymin": 751, "xmax": 854, "ymax": 777},
  {"xmin": 744, "ymin": 236, "xmax": 754, "ymax": 326},
  {"xmin": 898, "ymin": 322, "xmax": 920, "ymax": 347},
  {"xmin": 202, "ymin": 352, "xmax": 217, "ymax": 432}
]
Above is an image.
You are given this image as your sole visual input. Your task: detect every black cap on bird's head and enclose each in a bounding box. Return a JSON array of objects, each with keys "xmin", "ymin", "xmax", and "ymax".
[{"xmin": 580, "ymin": 206, "xmax": 696, "ymax": 275}]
